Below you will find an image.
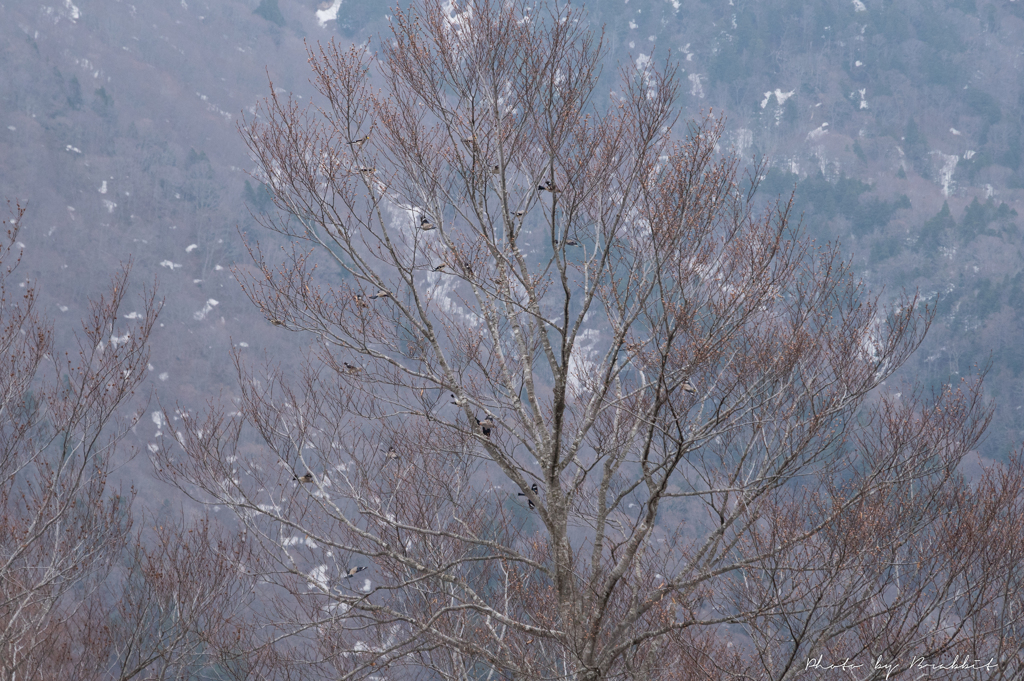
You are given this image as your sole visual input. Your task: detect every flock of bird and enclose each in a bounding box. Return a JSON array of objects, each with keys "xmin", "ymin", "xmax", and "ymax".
[
  {"xmin": 293, "ymin": 370, "xmax": 697, "ymax": 502},
  {"xmin": 290, "ymin": 378, "xmax": 700, "ymax": 586},
  {"xmin": 291, "ymin": 130, "xmax": 699, "ymax": 589},
  {"xmin": 518, "ymin": 483, "xmax": 540, "ymax": 510},
  {"xmin": 346, "ymin": 131, "xmax": 573, "ymax": 246},
  {"xmin": 414, "ymin": 175, "xmax": 562, "ymax": 239}
]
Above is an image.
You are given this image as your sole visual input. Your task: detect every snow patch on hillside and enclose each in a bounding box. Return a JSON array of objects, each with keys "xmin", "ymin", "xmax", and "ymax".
[
  {"xmin": 688, "ymin": 73, "xmax": 705, "ymax": 99},
  {"xmin": 195, "ymin": 92, "xmax": 233, "ymax": 122},
  {"xmin": 730, "ymin": 128, "xmax": 753, "ymax": 156},
  {"xmin": 567, "ymin": 328, "xmax": 600, "ymax": 396},
  {"xmin": 384, "ymin": 196, "xmax": 420, "ymax": 239},
  {"xmin": 43, "ymin": 0, "xmax": 80, "ymax": 24},
  {"xmin": 931, "ymin": 151, "xmax": 959, "ymax": 197},
  {"xmin": 306, "ymin": 565, "xmax": 329, "ymax": 591},
  {"xmin": 442, "ymin": 0, "xmax": 473, "ymax": 42},
  {"xmin": 284, "ymin": 535, "xmax": 318, "ymax": 548},
  {"xmin": 760, "ymin": 88, "xmax": 794, "ymax": 108},
  {"xmin": 316, "ymin": 0, "xmax": 342, "ymax": 27},
  {"xmin": 806, "ymin": 123, "xmax": 828, "ymax": 140},
  {"xmin": 635, "ymin": 54, "xmax": 657, "ymax": 99},
  {"xmin": 194, "ymin": 298, "xmax": 219, "ymax": 320}
]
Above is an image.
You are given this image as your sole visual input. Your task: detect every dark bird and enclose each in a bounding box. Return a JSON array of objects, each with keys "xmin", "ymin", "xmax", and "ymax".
[
  {"xmin": 518, "ymin": 483, "xmax": 539, "ymax": 509},
  {"xmin": 358, "ymin": 167, "xmax": 376, "ymax": 174},
  {"xmin": 343, "ymin": 362, "xmax": 362, "ymax": 374},
  {"xmin": 463, "ymin": 262, "xmax": 474, "ymax": 275},
  {"xmin": 538, "ymin": 179, "xmax": 561, "ymax": 193},
  {"xmin": 344, "ymin": 566, "xmax": 367, "ymax": 579},
  {"xmin": 347, "ymin": 134, "xmax": 370, "ymax": 148},
  {"xmin": 558, "ymin": 239, "xmax": 580, "ymax": 246},
  {"xmin": 419, "ymin": 215, "xmax": 435, "ymax": 230},
  {"xmin": 450, "ymin": 393, "xmax": 466, "ymax": 406},
  {"xmin": 682, "ymin": 379, "xmax": 697, "ymax": 394},
  {"xmin": 369, "ymin": 289, "xmax": 391, "ymax": 300},
  {"xmin": 294, "ymin": 472, "xmax": 315, "ymax": 484},
  {"xmin": 491, "ymin": 164, "xmax": 500, "ymax": 174},
  {"xmin": 271, "ymin": 318, "xmax": 285, "ymax": 326},
  {"xmin": 476, "ymin": 415, "xmax": 495, "ymax": 437}
]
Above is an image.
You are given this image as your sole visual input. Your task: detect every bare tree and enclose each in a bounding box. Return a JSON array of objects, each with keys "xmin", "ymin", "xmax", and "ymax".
[
  {"xmin": 0, "ymin": 205, "xmax": 272, "ymax": 681},
  {"xmin": 155, "ymin": 1, "xmax": 1019, "ymax": 679},
  {"xmin": 87, "ymin": 516, "xmax": 274, "ymax": 681},
  {"xmin": 0, "ymin": 203, "xmax": 157, "ymax": 680}
]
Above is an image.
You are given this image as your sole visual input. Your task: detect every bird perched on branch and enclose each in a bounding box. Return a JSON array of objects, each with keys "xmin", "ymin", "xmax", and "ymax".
[
  {"xmin": 513, "ymin": 209, "xmax": 527, "ymax": 218},
  {"xmin": 476, "ymin": 415, "xmax": 494, "ymax": 437},
  {"xmin": 343, "ymin": 362, "xmax": 362, "ymax": 375},
  {"xmin": 538, "ymin": 179, "xmax": 560, "ymax": 193},
  {"xmin": 450, "ymin": 393, "xmax": 466, "ymax": 406},
  {"xmin": 385, "ymin": 446, "xmax": 399, "ymax": 463},
  {"xmin": 419, "ymin": 215, "xmax": 435, "ymax": 231},
  {"xmin": 369, "ymin": 289, "xmax": 391, "ymax": 300},
  {"xmin": 558, "ymin": 238, "xmax": 580, "ymax": 246},
  {"xmin": 347, "ymin": 134, "xmax": 370, "ymax": 148},
  {"xmin": 294, "ymin": 472, "xmax": 315, "ymax": 484},
  {"xmin": 433, "ymin": 263, "xmax": 449, "ymax": 272},
  {"xmin": 682, "ymin": 379, "xmax": 697, "ymax": 394},
  {"xmin": 518, "ymin": 483, "xmax": 539, "ymax": 509},
  {"xmin": 344, "ymin": 566, "xmax": 367, "ymax": 579},
  {"xmin": 491, "ymin": 164, "xmax": 500, "ymax": 175},
  {"xmin": 358, "ymin": 167, "xmax": 376, "ymax": 174}
]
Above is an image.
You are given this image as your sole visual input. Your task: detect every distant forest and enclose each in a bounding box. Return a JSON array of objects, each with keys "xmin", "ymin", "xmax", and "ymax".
[{"xmin": 1, "ymin": 0, "xmax": 1023, "ymax": 456}]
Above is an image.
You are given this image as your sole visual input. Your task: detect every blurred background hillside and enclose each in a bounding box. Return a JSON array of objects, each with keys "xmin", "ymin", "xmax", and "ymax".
[{"xmin": 2, "ymin": 0, "xmax": 1023, "ymax": 491}]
